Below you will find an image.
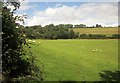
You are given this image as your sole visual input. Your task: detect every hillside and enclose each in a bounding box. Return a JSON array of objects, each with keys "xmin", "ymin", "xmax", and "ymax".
[{"xmin": 72, "ymin": 27, "xmax": 119, "ymax": 34}]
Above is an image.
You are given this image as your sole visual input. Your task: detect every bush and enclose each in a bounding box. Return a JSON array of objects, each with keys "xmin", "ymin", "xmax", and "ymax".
[
  {"xmin": 88, "ymin": 34, "xmax": 106, "ymax": 39},
  {"xmin": 79, "ymin": 34, "xmax": 88, "ymax": 39},
  {"xmin": 112, "ymin": 34, "xmax": 120, "ymax": 39},
  {"xmin": 2, "ymin": 2, "xmax": 42, "ymax": 81},
  {"xmin": 79, "ymin": 34, "xmax": 107, "ymax": 39}
]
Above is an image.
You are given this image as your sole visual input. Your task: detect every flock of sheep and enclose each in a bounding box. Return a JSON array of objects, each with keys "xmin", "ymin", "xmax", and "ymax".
[
  {"xmin": 26, "ymin": 39, "xmax": 102, "ymax": 52},
  {"xmin": 27, "ymin": 39, "xmax": 42, "ymax": 44},
  {"xmin": 92, "ymin": 49, "xmax": 102, "ymax": 52}
]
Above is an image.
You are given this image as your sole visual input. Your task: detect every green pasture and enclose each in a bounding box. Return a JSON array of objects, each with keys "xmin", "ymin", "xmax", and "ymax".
[{"xmin": 28, "ymin": 39, "xmax": 118, "ymax": 81}]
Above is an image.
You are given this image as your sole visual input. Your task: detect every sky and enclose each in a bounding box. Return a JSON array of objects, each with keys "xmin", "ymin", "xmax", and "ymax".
[{"xmin": 14, "ymin": 0, "xmax": 119, "ymax": 27}]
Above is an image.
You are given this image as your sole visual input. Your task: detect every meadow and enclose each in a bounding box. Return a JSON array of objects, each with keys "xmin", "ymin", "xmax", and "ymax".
[{"xmin": 28, "ymin": 39, "xmax": 119, "ymax": 81}]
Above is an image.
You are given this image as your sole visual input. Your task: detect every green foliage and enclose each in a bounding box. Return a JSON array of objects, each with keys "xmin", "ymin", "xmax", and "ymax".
[
  {"xmin": 79, "ymin": 34, "xmax": 106, "ymax": 39},
  {"xmin": 79, "ymin": 34, "xmax": 88, "ymax": 39},
  {"xmin": 57, "ymin": 24, "xmax": 73, "ymax": 28},
  {"xmin": 2, "ymin": 1, "xmax": 42, "ymax": 81},
  {"xmin": 112, "ymin": 34, "xmax": 120, "ymax": 39},
  {"xmin": 88, "ymin": 34, "xmax": 106, "ymax": 39},
  {"xmin": 95, "ymin": 24, "xmax": 102, "ymax": 28},
  {"xmin": 24, "ymin": 24, "xmax": 78, "ymax": 39},
  {"xmin": 79, "ymin": 34, "xmax": 120, "ymax": 39},
  {"xmin": 24, "ymin": 25, "xmax": 119, "ymax": 39},
  {"xmin": 74, "ymin": 24, "xmax": 86, "ymax": 28}
]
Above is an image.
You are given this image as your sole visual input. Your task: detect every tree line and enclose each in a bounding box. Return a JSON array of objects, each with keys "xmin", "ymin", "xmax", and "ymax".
[
  {"xmin": 26, "ymin": 23, "xmax": 117, "ymax": 28},
  {"xmin": 23, "ymin": 24, "xmax": 120, "ymax": 39},
  {"xmin": 24, "ymin": 24, "xmax": 79, "ymax": 39},
  {"xmin": 79, "ymin": 34, "xmax": 120, "ymax": 39}
]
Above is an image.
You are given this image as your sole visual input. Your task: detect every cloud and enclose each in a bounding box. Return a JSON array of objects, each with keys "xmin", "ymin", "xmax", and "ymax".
[
  {"xmin": 18, "ymin": 1, "xmax": 38, "ymax": 12},
  {"xmin": 55, "ymin": 3, "xmax": 63, "ymax": 8},
  {"xmin": 26, "ymin": 2, "xmax": 118, "ymax": 27},
  {"xmin": 18, "ymin": 2, "xmax": 33, "ymax": 11}
]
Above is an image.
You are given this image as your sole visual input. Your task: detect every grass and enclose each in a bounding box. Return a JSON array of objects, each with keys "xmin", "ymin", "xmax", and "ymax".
[
  {"xmin": 72, "ymin": 27, "xmax": 119, "ymax": 35},
  {"xmin": 28, "ymin": 39, "xmax": 118, "ymax": 81}
]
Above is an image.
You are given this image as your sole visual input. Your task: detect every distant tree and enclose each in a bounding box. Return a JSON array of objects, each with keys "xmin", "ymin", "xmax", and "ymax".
[
  {"xmin": 45, "ymin": 24, "xmax": 55, "ymax": 28},
  {"xmin": 74, "ymin": 24, "xmax": 86, "ymax": 28},
  {"xmin": 64, "ymin": 24, "xmax": 73, "ymax": 28},
  {"xmin": 79, "ymin": 34, "xmax": 88, "ymax": 39},
  {"xmin": 79, "ymin": 24, "xmax": 86, "ymax": 28},
  {"xmin": 96, "ymin": 24, "xmax": 102, "ymax": 28},
  {"xmin": 69, "ymin": 30, "xmax": 75, "ymax": 39},
  {"xmin": 56, "ymin": 24, "xmax": 73, "ymax": 28},
  {"xmin": 56, "ymin": 24, "xmax": 64, "ymax": 28},
  {"xmin": 74, "ymin": 24, "xmax": 79, "ymax": 28},
  {"xmin": 112, "ymin": 34, "xmax": 120, "ymax": 39}
]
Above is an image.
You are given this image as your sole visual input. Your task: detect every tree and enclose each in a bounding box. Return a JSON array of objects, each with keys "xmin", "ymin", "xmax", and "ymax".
[
  {"xmin": 1, "ymin": 0, "xmax": 42, "ymax": 81},
  {"xmin": 96, "ymin": 24, "xmax": 102, "ymax": 28},
  {"xmin": 64, "ymin": 24, "xmax": 73, "ymax": 28},
  {"xmin": 74, "ymin": 24, "xmax": 86, "ymax": 28},
  {"xmin": 79, "ymin": 34, "xmax": 88, "ymax": 39},
  {"xmin": 74, "ymin": 24, "xmax": 79, "ymax": 28},
  {"xmin": 79, "ymin": 24, "xmax": 86, "ymax": 28},
  {"xmin": 69, "ymin": 30, "xmax": 75, "ymax": 39}
]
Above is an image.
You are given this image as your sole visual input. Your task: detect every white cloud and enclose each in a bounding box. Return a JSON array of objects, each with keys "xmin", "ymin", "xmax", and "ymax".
[
  {"xmin": 18, "ymin": 1, "xmax": 33, "ymax": 11},
  {"xmin": 18, "ymin": 1, "xmax": 38, "ymax": 12},
  {"xmin": 26, "ymin": 3, "xmax": 118, "ymax": 27}
]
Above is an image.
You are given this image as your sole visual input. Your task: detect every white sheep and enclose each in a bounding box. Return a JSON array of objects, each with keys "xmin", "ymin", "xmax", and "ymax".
[
  {"xmin": 92, "ymin": 50, "xmax": 95, "ymax": 52},
  {"xmin": 32, "ymin": 40, "xmax": 36, "ymax": 43},
  {"xmin": 39, "ymin": 42, "xmax": 42, "ymax": 44}
]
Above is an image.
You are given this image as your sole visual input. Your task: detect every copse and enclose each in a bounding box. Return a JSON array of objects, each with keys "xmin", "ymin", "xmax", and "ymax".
[{"xmin": 24, "ymin": 24, "xmax": 79, "ymax": 39}]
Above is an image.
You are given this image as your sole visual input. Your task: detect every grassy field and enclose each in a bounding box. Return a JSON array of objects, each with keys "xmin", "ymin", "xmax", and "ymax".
[
  {"xmin": 72, "ymin": 28, "xmax": 119, "ymax": 35},
  {"xmin": 29, "ymin": 39, "xmax": 118, "ymax": 81}
]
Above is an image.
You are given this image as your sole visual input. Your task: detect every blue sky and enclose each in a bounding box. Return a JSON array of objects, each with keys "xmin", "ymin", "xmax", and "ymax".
[
  {"xmin": 16, "ymin": 2, "xmax": 84, "ymax": 15},
  {"xmin": 15, "ymin": 1, "xmax": 119, "ymax": 26}
]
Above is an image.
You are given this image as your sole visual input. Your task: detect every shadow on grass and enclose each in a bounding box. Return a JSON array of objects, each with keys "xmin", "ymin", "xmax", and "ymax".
[{"xmin": 99, "ymin": 70, "xmax": 120, "ymax": 81}]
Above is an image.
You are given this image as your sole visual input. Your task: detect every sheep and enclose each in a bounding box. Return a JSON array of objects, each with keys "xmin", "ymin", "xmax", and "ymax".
[
  {"xmin": 32, "ymin": 40, "xmax": 36, "ymax": 43},
  {"xmin": 38, "ymin": 42, "xmax": 42, "ymax": 44},
  {"xmin": 92, "ymin": 50, "xmax": 95, "ymax": 52}
]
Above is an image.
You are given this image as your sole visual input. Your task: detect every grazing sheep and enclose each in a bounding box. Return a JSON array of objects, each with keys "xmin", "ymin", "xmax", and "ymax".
[
  {"xmin": 39, "ymin": 42, "xmax": 42, "ymax": 44},
  {"xmin": 32, "ymin": 40, "xmax": 36, "ymax": 43},
  {"xmin": 92, "ymin": 50, "xmax": 95, "ymax": 52}
]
